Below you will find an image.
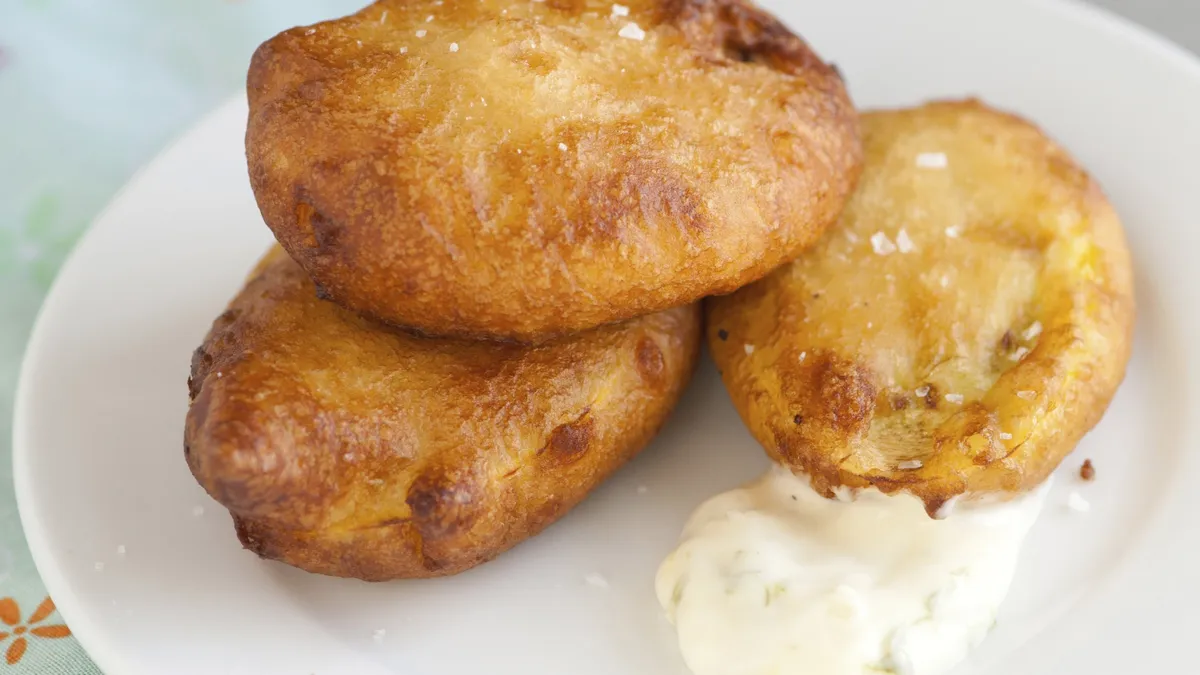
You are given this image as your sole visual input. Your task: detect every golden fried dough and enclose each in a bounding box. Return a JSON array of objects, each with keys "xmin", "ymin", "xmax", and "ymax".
[
  {"xmin": 707, "ymin": 100, "xmax": 1134, "ymax": 515},
  {"xmin": 246, "ymin": 0, "xmax": 861, "ymax": 342},
  {"xmin": 185, "ymin": 247, "xmax": 701, "ymax": 580}
]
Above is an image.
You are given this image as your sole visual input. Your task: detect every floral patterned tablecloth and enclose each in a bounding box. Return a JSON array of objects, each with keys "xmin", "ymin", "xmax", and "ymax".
[{"xmin": 0, "ymin": 1, "xmax": 363, "ymax": 670}]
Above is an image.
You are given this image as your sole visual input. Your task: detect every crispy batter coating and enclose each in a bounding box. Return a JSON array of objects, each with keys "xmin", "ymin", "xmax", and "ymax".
[
  {"xmin": 707, "ymin": 101, "xmax": 1134, "ymax": 515},
  {"xmin": 185, "ymin": 248, "xmax": 701, "ymax": 580},
  {"xmin": 246, "ymin": 0, "xmax": 860, "ymax": 342}
]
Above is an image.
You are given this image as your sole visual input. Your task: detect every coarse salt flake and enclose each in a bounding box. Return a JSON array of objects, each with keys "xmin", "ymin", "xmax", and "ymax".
[
  {"xmin": 898, "ymin": 459, "xmax": 923, "ymax": 470},
  {"xmin": 744, "ymin": 344, "xmax": 755, "ymax": 355},
  {"xmin": 870, "ymin": 231, "xmax": 897, "ymax": 255},
  {"xmin": 896, "ymin": 228, "xmax": 915, "ymax": 253},
  {"xmin": 945, "ymin": 225, "xmax": 962, "ymax": 238},
  {"xmin": 585, "ymin": 573, "xmax": 610, "ymax": 589},
  {"xmin": 425, "ymin": 14, "xmax": 434, "ymax": 22},
  {"xmin": 798, "ymin": 351, "xmax": 807, "ymax": 362},
  {"xmin": 999, "ymin": 432, "xmax": 1013, "ymax": 440},
  {"xmin": 1067, "ymin": 491, "xmax": 1091, "ymax": 513},
  {"xmin": 1017, "ymin": 390, "xmax": 1037, "ymax": 401},
  {"xmin": 915, "ymin": 385, "xmax": 931, "ymax": 397},
  {"xmin": 618, "ymin": 22, "xmax": 646, "ymax": 40},
  {"xmin": 1024, "ymin": 321, "xmax": 1043, "ymax": 340},
  {"xmin": 399, "ymin": 46, "xmax": 408, "ymax": 54},
  {"xmin": 612, "ymin": 3, "xmax": 631, "ymax": 16},
  {"xmin": 415, "ymin": 29, "xmax": 427, "ymax": 38},
  {"xmin": 916, "ymin": 152, "xmax": 948, "ymax": 169},
  {"xmin": 944, "ymin": 393, "xmax": 964, "ymax": 404},
  {"xmin": 558, "ymin": 142, "xmax": 569, "ymax": 151},
  {"xmin": 380, "ymin": 10, "xmax": 389, "ymax": 23},
  {"xmin": 449, "ymin": 42, "xmax": 459, "ymax": 52},
  {"xmin": 1010, "ymin": 346, "xmax": 1030, "ymax": 361}
]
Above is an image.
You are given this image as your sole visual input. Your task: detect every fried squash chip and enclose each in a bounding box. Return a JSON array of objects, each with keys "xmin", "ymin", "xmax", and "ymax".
[
  {"xmin": 707, "ymin": 100, "xmax": 1134, "ymax": 515},
  {"xmin": 185, "ymin": 248, "xmax": 701, "ymax": 579},
  {"xmin": 246, "ymin": 0, "xmax": 860, "ymax": 342}
]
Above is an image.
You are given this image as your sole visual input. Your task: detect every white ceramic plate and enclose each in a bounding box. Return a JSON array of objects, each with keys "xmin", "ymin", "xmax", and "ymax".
[{"xmin": 13, "ymin": 0, "xmax": 1200, "ymax": 673}]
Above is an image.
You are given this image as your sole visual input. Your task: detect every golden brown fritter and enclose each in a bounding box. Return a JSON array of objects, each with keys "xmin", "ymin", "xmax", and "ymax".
[
  {"xmin": 707, "ymin": 100, "xmax": 1134, "ymax": 515},
  {"xmin": 185, "ymin": 247, "xmax": 701, "ymax": 580},
  {"xmin": 246, "ymin": 0, "xmax": 860, "ymax": 342}
]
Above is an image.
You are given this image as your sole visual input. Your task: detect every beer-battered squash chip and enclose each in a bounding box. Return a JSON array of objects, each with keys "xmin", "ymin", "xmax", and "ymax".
[
  {"xmin": 185, "ymin": 248, "xmax": 701, "ymax": 579},
  {"xmin": 246, "ymin": 0, "xmax": 860, "ymax": 342},
  {"xmin": 707, "ymin": 101, "xmax": 1134, "ymax": 515}
]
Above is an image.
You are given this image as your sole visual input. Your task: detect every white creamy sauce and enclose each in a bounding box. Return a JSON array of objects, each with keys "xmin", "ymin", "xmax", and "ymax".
[{"xmin": 656, "ymin": 466, "xmax": 1048, "ymax": 675}]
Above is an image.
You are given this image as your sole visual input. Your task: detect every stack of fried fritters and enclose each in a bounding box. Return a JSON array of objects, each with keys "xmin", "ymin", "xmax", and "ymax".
[
  {"xmin": 185, "ymin": 0, "xmax": 1134, "ymax": 582},
  {"xmin": 184, "ymin": 0, "xmax": 862, "ymax": 580}
]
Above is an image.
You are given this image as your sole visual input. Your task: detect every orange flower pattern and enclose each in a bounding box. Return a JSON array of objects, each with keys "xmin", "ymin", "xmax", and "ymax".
[{"xmin": 0, "ymin": 597, "xmax": 70, "ymax": 665}]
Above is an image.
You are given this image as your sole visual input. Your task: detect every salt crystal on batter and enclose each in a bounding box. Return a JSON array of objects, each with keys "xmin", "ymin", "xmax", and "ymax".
[
  {"xmin": 558, "ymin": 142, "xmax": 569, "ymax": 151},
  {"xmin": 618, "ymin": 22, "xmax": 646, "ymax": 40},
  {"xmin": 1010, "ymin": 346, "xmax": 1030, "ymax": 361},
  {"xmin": 916, "ymin": 152, "xmax": 948, "ymax": 169},
  {"xmin": 870, "ymin": 231, "xmax": 896, "ymax": 255},
  {"xmin": 896, "ymin": 228, "xmax": 915, "ymax": 253},
  {"xmin": 999, "ymin": 432, "xmax": 1013, "ymax": 440},
  {"xmin": 944, "ymin": 393, "xmax": 964, "ymax": 404},
  {"xmin": 425, "ymin": 14, "xmax": 434, "ymax": 22},
  {"xmin": 449, "ymin": 42, "xmax": 459, "ymax": 52},
  {"xmin": 380, "ymin": 10, "xmax": 389, "ymax": 23},
  {"xmin": 399, "ymin": 46, "xmax": 408, "ymax": 54},
  {"xmin": 1023, "ymin": 321, "xmax": 1043, "ymax": 340},
  {"xmin": 915, "ymin": 385, "xmax": 930, "ymax": 397},
  {"xmin": 612, "ymin": 3, "xmax": 630, "ymax": 16},
  {"xmin": 898, "ymin": 459, "xmax": 923, "ymax": 470},
  {"xmin": 1017, "ymin": 390, "xmax": 1037, "ymax": 401},
  {"xmin": 945, "ymin": 225, "xmax": 962, "ymax": 238},
  {"xmin": 415, "ymin": 29, "xmax": 427, "ymax": 38},
  {"xmin": 744, "ymin": 344, "xmax": 755, "ymax": 355}
]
